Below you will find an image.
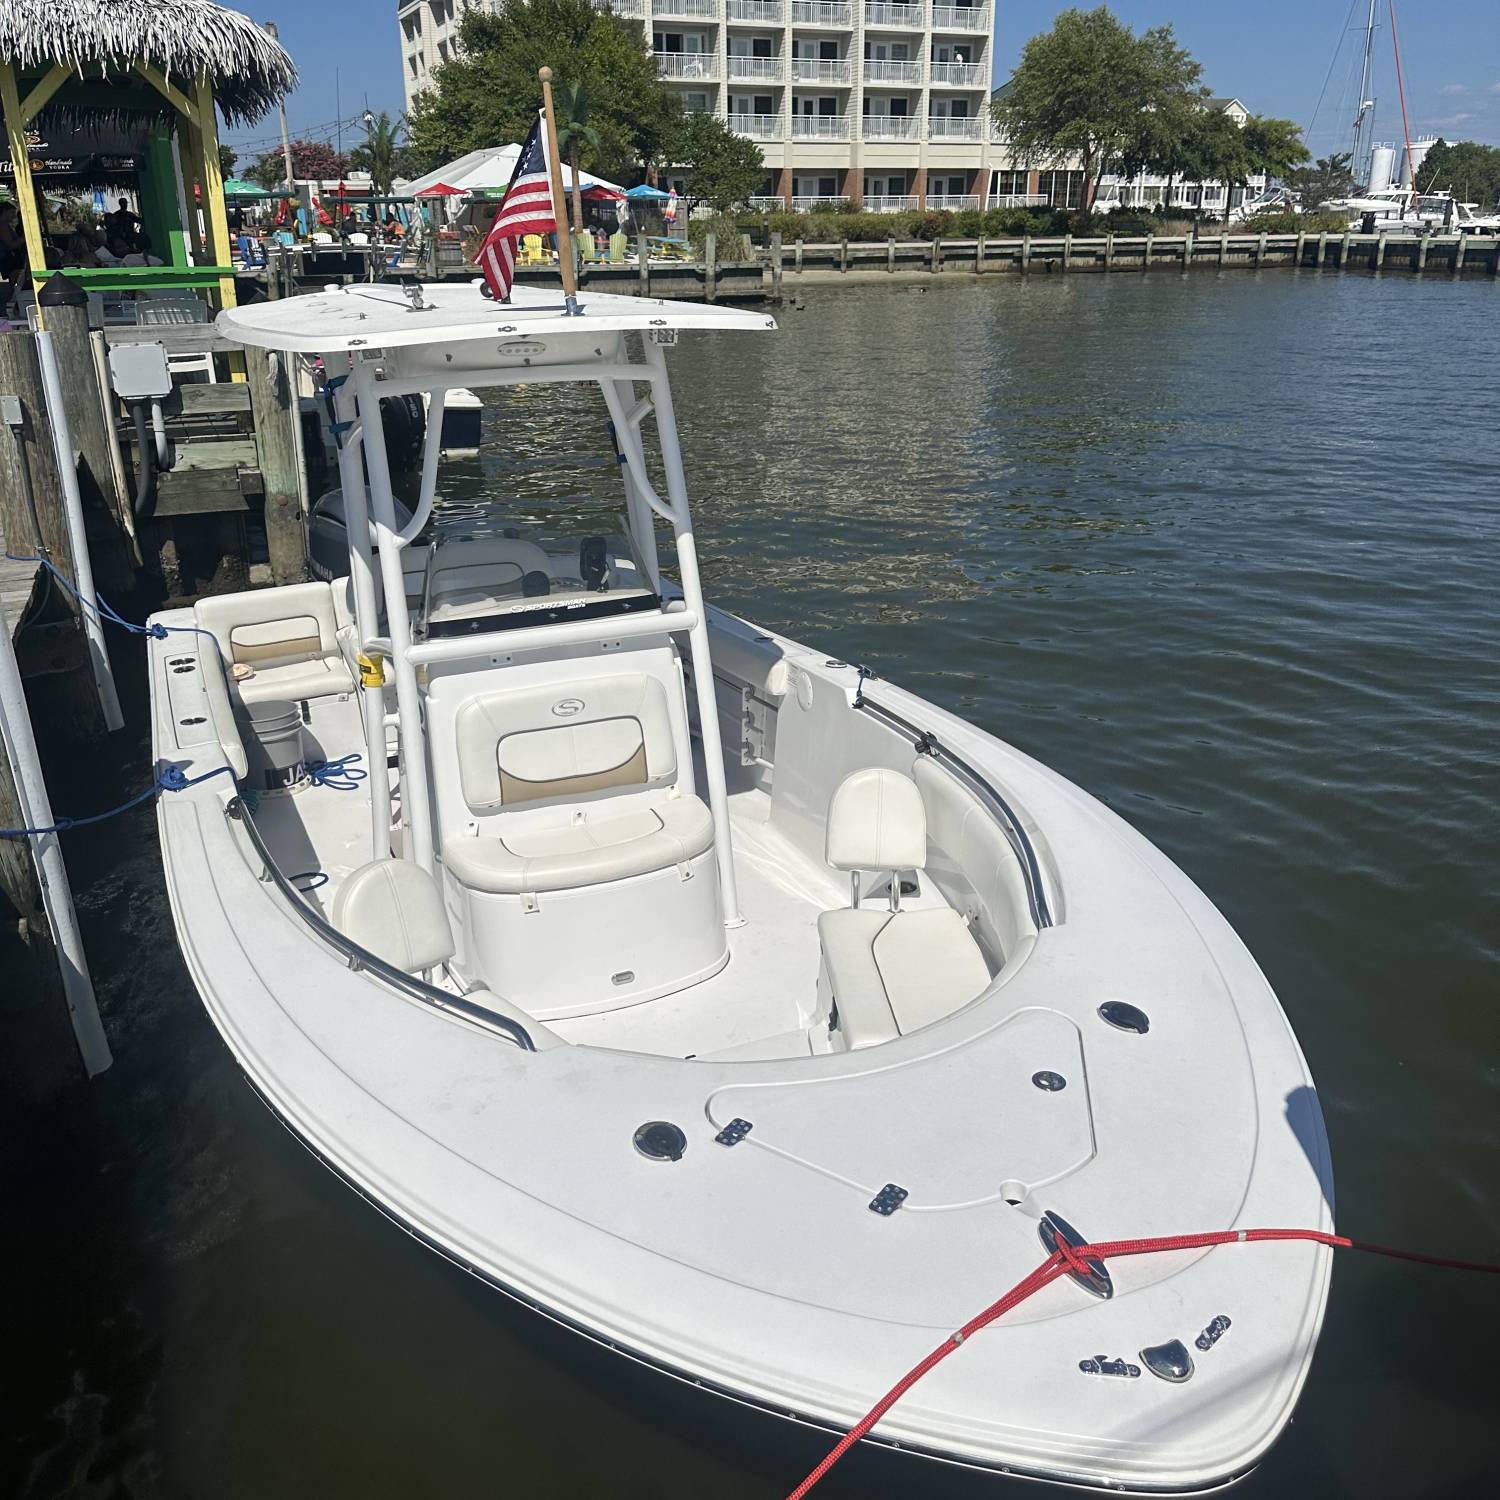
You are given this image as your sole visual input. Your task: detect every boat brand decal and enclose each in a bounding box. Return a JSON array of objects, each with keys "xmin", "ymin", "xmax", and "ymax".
[{"xmin": 552, "ymin": 698, "xmax": 585, "ymax": 717}]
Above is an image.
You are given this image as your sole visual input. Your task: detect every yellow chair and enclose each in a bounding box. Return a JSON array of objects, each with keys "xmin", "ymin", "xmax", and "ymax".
[
  {"xmin": 519, "ymin": 233, "xmax": 545, "ymax": 266},
  {"xmin": 608, "ymin": 231, "xmax": 629, "ymax": 264},
  {"xmin": 577, "ymin": 230, "xmax": 600, "ymax": 263}
]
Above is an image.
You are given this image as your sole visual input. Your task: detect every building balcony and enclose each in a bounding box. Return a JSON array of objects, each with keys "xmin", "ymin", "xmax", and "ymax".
[
  {"xmin": 749, "ymin": 193, "xmax": 788, "ymax": 208},
  {"xmin": 992, "ymin": 192, "xmax": 1049, "ymax": 208},
  {"xmin": 790, "ymin": 194, "xmax": 849, "ymax": 209},
  {"xmin": 653, "ymin": 0, "xmax": 720, "ymax": 15},
  {"xmin": 728, "ymin": 54, "xmax": 784, "ymax": 80},
  {"xmin": 927, "ymin": 115, "xmax": 981, "ymax": 140},
  {"xmin": 864, "ymin": 2, "xmax": 924, "ymax": 29},
  {"xmin": 790, "ymin": 0, "xmax": 852, "ymax": 24},
  {"xmin": 862, "ymin": 115, "xmax": 920, "ymax": 140},
  {"xmin": 597, "ymin": 0, "xmax": 646, "ymax": 14},
  {"xmin": 730, "ymin": 113, "xmax": 784, "ymax": 139},
  {"xmin": 866, "ymin": 194, "xmax": 918, "ymax": 212},
  {"xmin": 655, "ymin": 52, "xmax": 719, "ymax": 79},
  {"xmin": 791, "ymin": 57, "xmax": 851, "ymax": 83},
  {"xmin": 727, "ymin": 0, "xmax": 782, "ymax": 17},
  {"xmin": 863, "ymin": 59, "xmax": 921, "ymax": 84},
  {"xmin": 929, "ymin": 61, "xmax": 984, "ymax": 86},
  {"xmin": 791, "ymin": 114, "xmax": 850, "ymax": 139},
  {"xmin": 927, "ymin": 193, "xmax": 979, "ymax": 209},
  {"xmin": 931, "ymin": 3, "xmax": 986, "ymax": 29}
]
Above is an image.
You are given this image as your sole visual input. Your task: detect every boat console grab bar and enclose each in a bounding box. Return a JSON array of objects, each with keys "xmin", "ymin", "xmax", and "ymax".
[
  {"xmin": 855, "ymin": 693, "xmax": 1056, "ymax": 930},
  {"xmin": 225, "ymin": 797, "xmax": 537, "ymax": 1052},
  {"xmin": 407, "ymin": 606, "xmax": 698, "ymax": 668}
]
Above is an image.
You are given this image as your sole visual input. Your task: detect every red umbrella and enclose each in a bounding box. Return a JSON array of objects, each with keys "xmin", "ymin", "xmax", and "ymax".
[
  {"xmin": 581, "ymin": 183, "xmax": 625, "ymax": 202},
  {"xmin": 417, "ymin": 182, "xmax": 465, "ymax": 197}
]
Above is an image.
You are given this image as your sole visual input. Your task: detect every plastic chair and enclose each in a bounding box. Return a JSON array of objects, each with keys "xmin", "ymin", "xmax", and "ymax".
[
  {"xmin": 608, "ymin": 232, "xmax": 629, "ymax": 265},
  {"xmin": 519, "ymin": 234, "xmax": 545, "ymax": 266}
]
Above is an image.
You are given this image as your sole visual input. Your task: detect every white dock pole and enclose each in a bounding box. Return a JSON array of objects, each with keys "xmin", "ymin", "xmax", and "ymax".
[
  {"xmin": 0, "ymin": 592, "xmax": 112, "ymax": 1076},
  {"xmin": 33, "ymin": 329, "xmax": 124, "ymax": 732}
]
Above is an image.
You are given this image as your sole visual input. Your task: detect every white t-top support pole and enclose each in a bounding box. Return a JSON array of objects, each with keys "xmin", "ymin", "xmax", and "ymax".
[
  {"xmin": 354, "ymin": 361, "xmax": 434, "ymax": 874},
  {"xmin": 326, "ymin": 356, "xmax": 391, "ymax": 863},
  {"xmin": 642, "ymin": 343, "xmax": 742, "ymax": 928},
  {"xmin": 0, "ymin": 590, "xmax": 111, "ymax": 1076}
]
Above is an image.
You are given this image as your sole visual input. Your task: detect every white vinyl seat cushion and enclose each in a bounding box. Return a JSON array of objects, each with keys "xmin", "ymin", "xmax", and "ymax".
[
  {"xmin": 444, "ymin": 795, "xmax": 714, "ymax": 895},
  {"xmin": 236, "ymin": 655, "xmax": 355, "ymax": 705},
  {"xmin": 333, "ymin": 858, "xmax": 455, "ymax": 973},
  {"xmin": 826, "ymin": 766, "xmax": 928, "ymax": 873},
  {"xmin": 818, "ymin": 906, "xmax": 991, "ymax": 1050},
  {"xmin": 195, "ymin": 581, "xmax": 355, "ymax": 705}
]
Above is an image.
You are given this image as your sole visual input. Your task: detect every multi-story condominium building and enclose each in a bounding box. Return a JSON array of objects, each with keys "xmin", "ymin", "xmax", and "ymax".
[
  {"xmin": 399, "ymin": 0, "xmax": 494, "ymax": 112},
  {"xmin": 645, "ymin": 0, "xmax": 996, "ymax": 209},
  {"xmin": 398, "ymin": 0, "xmax": 998, "ymax": 210}
]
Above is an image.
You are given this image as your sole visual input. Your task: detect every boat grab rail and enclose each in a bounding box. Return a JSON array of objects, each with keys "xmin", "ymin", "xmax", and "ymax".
[
  {"xmin": 225, "ymin": 796, "xmax": 538, "ymax": 1051},
  {"xmin": 853, "ymin": 690, "xmax": 1055, "ymax": 929}
]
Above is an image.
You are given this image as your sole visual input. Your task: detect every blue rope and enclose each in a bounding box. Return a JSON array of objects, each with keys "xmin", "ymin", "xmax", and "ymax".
[
  {"xmin": 0, "ymin": 763, "xmax": 235, "ymax": 839},
  {"xmin": 3, "ymin": 552, "xmax": 222, "ymax": 653},
  {"xmin": 308, "ymin": 753, "xmax": 366, "ymax": 791}
]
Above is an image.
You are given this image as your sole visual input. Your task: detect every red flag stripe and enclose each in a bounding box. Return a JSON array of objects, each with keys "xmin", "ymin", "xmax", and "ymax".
[{"xmin": 473, "ymin": 119, "xmax": 557, "ymax": 300}]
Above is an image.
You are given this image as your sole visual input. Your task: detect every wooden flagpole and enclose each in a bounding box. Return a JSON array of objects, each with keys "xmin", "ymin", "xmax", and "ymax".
[{"xmin": 538, "ymin": 67, "xmax": 579, "ymax": 313}]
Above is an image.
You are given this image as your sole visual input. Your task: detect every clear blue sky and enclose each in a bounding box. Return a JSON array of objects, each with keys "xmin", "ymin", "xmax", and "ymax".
[{"xmin": 219, "ymin": 1, "xmax": 1500, "ymax": 164}]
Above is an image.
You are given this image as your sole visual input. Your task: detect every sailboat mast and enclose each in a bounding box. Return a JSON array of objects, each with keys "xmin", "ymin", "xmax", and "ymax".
[
  {"xmin": 1351, "ymin": 0, "xmax": 1379, "ymax": 186},
  {"xmin": 1388, "ymin": 0, "xmax": 1417, "ymax": 201}
]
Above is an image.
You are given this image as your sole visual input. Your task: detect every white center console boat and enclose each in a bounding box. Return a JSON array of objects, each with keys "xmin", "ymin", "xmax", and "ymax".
[{"xmin": 148, "ymin": 282, "xmax": 1334, "ymax": 1492}]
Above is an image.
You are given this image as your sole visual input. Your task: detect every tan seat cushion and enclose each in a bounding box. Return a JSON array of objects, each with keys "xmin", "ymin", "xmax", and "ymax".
[
  {"xmin": 444, "ymin": 795, "xmax": 714, "ymax": 895},
  {"xmin": 818, "ymin": 906, "xmax": 991, "ymax": 1050},
  {"xmin": 236, "ymin": 654, "xmax": 355, "ymax": 705}
]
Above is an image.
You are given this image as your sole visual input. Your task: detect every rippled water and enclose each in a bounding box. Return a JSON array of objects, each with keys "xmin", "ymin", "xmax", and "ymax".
[{"xmin": 5, "ymin": 272, "xmax": 1497, "ymax": 1499}]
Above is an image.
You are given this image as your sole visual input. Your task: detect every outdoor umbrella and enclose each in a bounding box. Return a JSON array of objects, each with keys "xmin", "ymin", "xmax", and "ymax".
[
  {"xmin": 581, "ymin": 183, "xmax": 625, "ymax": 202},
  {"xmin": 624, "ymin": 184, "xmax": 671, "ymax": 202},
  {"xmin": 223, "ymin": 178, "xmax": 266, "ymax": 197},
  {"xmin": 417, "ymin": 183, "xmax": 465, "ymax": 198}
]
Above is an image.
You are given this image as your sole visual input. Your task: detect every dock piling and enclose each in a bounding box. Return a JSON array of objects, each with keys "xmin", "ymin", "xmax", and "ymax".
[
  {"xmin": 887, "ymin": 236, "xmax": 896, "ymax": 273},
  {"xmin": 1143, "ymin": 233, "xmax": 1153, "ymax": 270},
  {"xmin": 245, "ymin": 348, "xmax": 309, "ymax": 585},
  {"xmin": 636, "ymin": 232, "xmax": 649, "ymax": 296},
  {"xmin": 975, "ymin": 234, "xmax": 985, "ymax": 274},
  {"xmin": 704, "ymin": 233, "xmax": 717, "ymax": 303},
  {"xmin": 769, "ymin": 232, "xmax": 783, "ymax": 300},
  {"xmin": 1416, "ymin": 235, "xmax": 1430, "ymax": 273}
]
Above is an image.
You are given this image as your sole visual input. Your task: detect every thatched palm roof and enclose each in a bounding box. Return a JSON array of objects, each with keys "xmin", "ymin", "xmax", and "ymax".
[{"xmin": 0, "ymin": 0, "xmax": 297, "ymax": 126}]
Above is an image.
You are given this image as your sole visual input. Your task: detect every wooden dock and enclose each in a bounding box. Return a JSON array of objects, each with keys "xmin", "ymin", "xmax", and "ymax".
[{"xmin": 0, "ymin": 519, "xmax": 38, "ymax": 637}]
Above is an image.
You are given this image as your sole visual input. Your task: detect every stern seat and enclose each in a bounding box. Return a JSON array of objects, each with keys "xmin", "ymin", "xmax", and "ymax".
[
  {"xmin": 818, "ymin": 767, "xmax": 991, "ymax": 1050},
  {"xmin": 195, "ymin": 581, "xmax": 356, "ymax": 706}
]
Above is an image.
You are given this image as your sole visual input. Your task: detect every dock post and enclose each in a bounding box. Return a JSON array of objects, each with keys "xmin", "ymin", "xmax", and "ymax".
[
  {"xmin": 245, "ymin": 348, "xmax": 309, "ymax": 586},
  {"xmin": 1295, "ymin": 229, "xmax": 1306, "ymax": 266},
  {"xmin": 1339, "ymin": 232, "xmax": 1351, "ymax": 267},
  {"xmin": 34, "ymin": 283, "xmax": 131, "ymax": 572},
  {"xmin": 1182, "ymin": 231, "xmax": 1191, "ymax": 268},
  {"xmin": 34, "ymin": 330, "xmax": 123, "ymax": 732},
  {"xmin": 840, "ymin": 237, "xmax": 849, "ymax": 274},
  {"xmin": 769, "ymin": 232, "xmax": 783, "ymax": 300},
  {"xmin": 1416, "ymin": 235, "xmax": 1429, "ymax": 273},
  {"xmin": 0, "ymin": 591, "xmax": 112, "ymax": 1079},
  {"xmin": 930, "ymin": 238, "xmax": 940, "ymax": 274},
  {"xmin": 1255, "ymin": 232, "xmax": 1267, "ymax": 266},
  {"xmin": 1021, "ymin": 235, "xmax": 1031, "ymax": 273},
  {"xmin": 1492, "ymin": 240, "xmax": 1500, "ymax": 277},
  {"xmin": 795, "ymin": 238, "xmax": 803, "ymax": 273},
  {"xmin": 703, "ymin": 232, "xmax": 717, "ymax": 303},
  {"xmin": 887, "ymin": 236, "xmax": 896, "ymax": 273},
  {"xmin": 1316, "ymin": 232, "xmax": 1328, "ymax": 267},
  {"xmin": 636, "ymin": 232, "xmax": 650, "ymax": 296},
  {"xmin": 1219, "ymin": 232, "xmax": 1228, "ymax": 265},
  {"xmin": 1143, "ymin": 233, "xmax": 1153, "ymax": 270},
  {"xmin": 1104, "ymin": 234, "xmax": 1114, "ymax": 271},
  {"xmin": 1062, "ymin": 233, "xmax": 1072, "ymax": 272},
  {"xmin": 975, "ymin": 234, "xmax": 985, "ymax": 274},
  {"xmin": 1453, "ymin": 235, "xmax": 1467, "ymax": 275},
  {"xmin": 1376, "ymin": 233, "xmax": 1388, "ymax": 270}
]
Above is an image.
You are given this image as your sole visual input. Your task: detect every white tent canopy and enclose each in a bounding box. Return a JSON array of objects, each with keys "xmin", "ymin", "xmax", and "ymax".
[{"xmin": 398, "ymin": 145, "xmax": 625, "ymax": 199}]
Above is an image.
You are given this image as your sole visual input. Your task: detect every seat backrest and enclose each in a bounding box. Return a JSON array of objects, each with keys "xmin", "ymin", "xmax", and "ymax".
[
  {"xmin": 826, "ymin": 767, "xmax": 927, "ymax": 874},
  {"xmin": 195, "ymin": 580, "xmax": 341, "ymax": 669},
  {"xmin": 454, "ymin": 673, "xmax": 678, "ymax": 814},
  {"xmin": 333, "ymin": 858, "xmax": 454, "ymax": 973}
]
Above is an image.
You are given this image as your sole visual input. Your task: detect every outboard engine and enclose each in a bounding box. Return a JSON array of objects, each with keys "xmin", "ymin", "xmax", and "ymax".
[{"xmin": 308, "ymin": 487, "xmax": 416, "ymax": 581}]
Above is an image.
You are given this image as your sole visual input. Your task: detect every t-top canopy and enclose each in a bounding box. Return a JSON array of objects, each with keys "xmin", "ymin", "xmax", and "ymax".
[{"xmin": 216, "ymin": 282, "xmax": 777, "ymax": 355}]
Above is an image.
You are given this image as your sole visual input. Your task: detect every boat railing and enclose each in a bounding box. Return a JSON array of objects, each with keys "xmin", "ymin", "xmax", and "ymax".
[
  {"xmin": 225, "ymin": 796, "xmax": 538, "ymax": 1052},
  {"xmin": 853, "ymin": 692, "xmax": 1055, "ymax": 929}
]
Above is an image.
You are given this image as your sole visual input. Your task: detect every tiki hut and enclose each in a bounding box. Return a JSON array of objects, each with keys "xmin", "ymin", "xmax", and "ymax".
[{"xmin": 0, "ymin": 0, "xmax": 296, "ymax": 307}]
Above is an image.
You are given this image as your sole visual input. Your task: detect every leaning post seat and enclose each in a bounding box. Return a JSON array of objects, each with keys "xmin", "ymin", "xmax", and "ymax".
[
  {"xmin": 194, "ymin": 581, "xmax": 357, "ymax": 707},
  {"xmin": 817, "ymin": 767, "xmax": 992, "ymax": 1050},
  {"xmin": 430, "ymin": 664, "xmax": 727, "ymax": 1020}
]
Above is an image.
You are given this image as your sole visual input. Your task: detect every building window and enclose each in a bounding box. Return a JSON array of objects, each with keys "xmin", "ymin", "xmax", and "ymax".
[
  {"xmin": 992, "ymin": 170, "xmax": 1029, "ymax": 196},
  {"xmin": 1037, "ymin": 170, "xmax": 1085, "ymax": 209}
]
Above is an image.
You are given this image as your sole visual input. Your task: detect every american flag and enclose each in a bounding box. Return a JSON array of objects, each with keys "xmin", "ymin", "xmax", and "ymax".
[{"xmin": 474, "ymin": 117, "xmax": 557, "ymax": 301}]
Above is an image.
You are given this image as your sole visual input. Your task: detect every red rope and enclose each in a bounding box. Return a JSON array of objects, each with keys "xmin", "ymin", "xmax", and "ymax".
[{"xmin": 785, "ymin": 1226, "xmax": 1499, "ymax": 1500}]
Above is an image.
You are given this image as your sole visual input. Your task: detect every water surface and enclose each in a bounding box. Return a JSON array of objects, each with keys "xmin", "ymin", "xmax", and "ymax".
[{"xmin": 5, "ymin": 270, "xmax": 1497, "ymax": 1499}]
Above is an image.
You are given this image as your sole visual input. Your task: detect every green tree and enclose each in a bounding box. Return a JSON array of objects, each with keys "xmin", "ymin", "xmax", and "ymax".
[
  {"xmin": 1289, "ymin": 152, "xmax": 1355, "ymax": 205},
  {"xmin": 1116, "ymin": 86, "xmax": 1210, "ymax": 213},
  {"xmin": 553, "ymin": 81, "xmax": 602, "ymax": 235},
  {"xmin": 993, "ymin": 6, "xmax": 1202, "ymax": 213},
  {"xmin": 1178, "ymin": 107, "xmax": 1250, "ymax": 219},
  {"xmin": 665, "ymin": 112, "xmax": 764, "ymax": 213},
  {"xmin": 1417, "ymin": 139, "xmax": 1500, "ymax": 207},
  {"xmin": 405, "ymin": 0, "xmax": 677, "ymax": 181},
  {"xmin": 218, "ymin": 143, "xmax": 238, "ymax": 178},
  {"xmin": 1242, "ymin": 116, "xmax": 1309, "ymax": 202},
  {"xmin": 350, "ymin": 111, "xmax": 406, "ymax": 196}
]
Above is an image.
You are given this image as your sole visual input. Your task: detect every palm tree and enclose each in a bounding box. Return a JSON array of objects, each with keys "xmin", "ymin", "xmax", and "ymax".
[
  {"xmin": 553, "ymin": 81, "xmax": 602, "ymax": 239},
  {"xmin": 350, "ymin": 110, "xmax": 405, "ymax": 197}
]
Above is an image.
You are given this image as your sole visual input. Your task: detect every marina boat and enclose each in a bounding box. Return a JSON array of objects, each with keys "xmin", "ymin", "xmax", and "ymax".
[
  {"xmin": 1324, "ymin": 186, "xmax": 1500, "ymax": 235},
  {"xmin": 148, "ymin": 282, "xmax": 1334, "ymax": 1492}
]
